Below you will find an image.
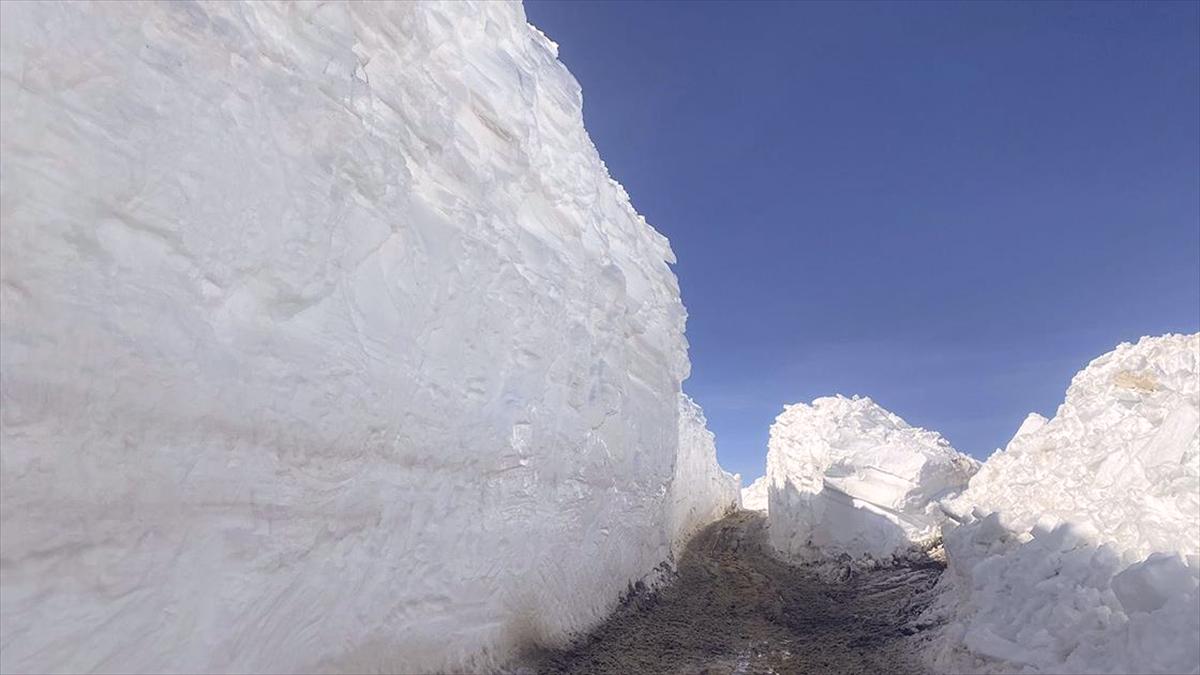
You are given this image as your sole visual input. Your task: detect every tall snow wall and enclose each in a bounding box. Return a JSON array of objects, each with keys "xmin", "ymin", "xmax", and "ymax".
[
  {"xmin": 766, "ymin": 395, "xmax": 978, "ymax": 563},
  {"xmin": 673, "ymin": 395, "xmax": 742, "ymax": 548},
  {"xmin": 0, "ymin": 2, "xmax": 738, "ymax": 673},
  {"xmin": 929, "ymin": 334, "xmax": 1200, "ymax": 675}
]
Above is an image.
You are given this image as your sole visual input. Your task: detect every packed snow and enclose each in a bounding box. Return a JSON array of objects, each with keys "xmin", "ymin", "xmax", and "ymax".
[
  {"xmin": 0, "ymin": 2, "xmax": 737, "ymax": 673},
  {"xmin": 765, "ymin": 396, "xmax": 978, "ymax": 563},
  {"xmin": 741, "ymin": 475, "xmax": 769, "ymax": 512},
  {"xmin": 929, "ymin": 334, "xmax": 1200, "ymax": 674}
]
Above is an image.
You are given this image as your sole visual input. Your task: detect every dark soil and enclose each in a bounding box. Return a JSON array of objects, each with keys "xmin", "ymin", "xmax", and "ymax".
[{"xmin": 525, "ymin": 510, "xmax": 942, "ymax": 675}]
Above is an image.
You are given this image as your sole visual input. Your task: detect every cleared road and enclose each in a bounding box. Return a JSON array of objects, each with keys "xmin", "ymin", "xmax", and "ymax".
[{"xmin": 530, "ymin": 510, "xmax": 942, "ymax": 675}]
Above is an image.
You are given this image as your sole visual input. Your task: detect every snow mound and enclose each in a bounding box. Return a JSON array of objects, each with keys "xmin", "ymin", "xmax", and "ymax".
[
  {"xmin": 944, "ymin": 333, "xmax": 1200, "ymax": 559},
  {"xmin": 930, "ymin": 334, "xmax": 1200, "ymax": 675},
  {"xmin": 766, "ymin": 395, "xmax": 978, "ymax": 563},
  {"xmin": 0, "ymin": 3, "xmax": 735, "ymax": 673},
  {"xmin": 742, "ymin": 475, "xmax": 769, "ymax": 512}
]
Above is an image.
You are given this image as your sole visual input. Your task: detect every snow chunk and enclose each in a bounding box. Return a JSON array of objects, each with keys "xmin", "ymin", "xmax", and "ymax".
[
  {"xmin": 1112, "ymin": 553, "xmax": 1199, "ymax": 614},
  {"xmin": 0, "ymin": 3, "xmax": 735, "ymax": 673},
  {"xmin": 929, "ymin": 334, "xmax": 1200, "ymax": 675},
  {"xmin": 742, "ymin": 475, "xmax": 770, "ymax": 512},
  {"xmin": 766, "ymin": 395, "xmax": 978, "ymax": 562},
  {"xmin": 929, "ymin": 518, "xmax": 1200, "ymax": 675}
]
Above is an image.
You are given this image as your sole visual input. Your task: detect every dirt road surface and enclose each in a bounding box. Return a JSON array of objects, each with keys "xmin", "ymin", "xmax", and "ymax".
[{"xmin": 528, "ymin": 510, "xmax": 942, "ymax": 675}]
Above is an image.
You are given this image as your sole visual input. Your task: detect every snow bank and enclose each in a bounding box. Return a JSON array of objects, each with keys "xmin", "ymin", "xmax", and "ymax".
[
  {"xmin": 930, "ymin": 334, "xmax": 1200, "ymax": 674},
  {"xmin": 766, "ymin": 396, "xmax": 978, "ymax": 563},
  {"xmin": 672, "ymin": 395, "xmax": 741, "ymax": 548},
  {"xmin": 742, "ymin": 475, "xmax": 769, "ymax": 512},
  {"xmin": 0, "ymin": 2, "xmax": 735, "ymax": 673},
  {"xmin": 943, "ymin": 334, "xmax": 1200, "ymax": 559}
]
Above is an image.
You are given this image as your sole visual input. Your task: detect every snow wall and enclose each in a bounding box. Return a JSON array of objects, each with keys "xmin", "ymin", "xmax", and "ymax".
[
  {"xmin": 674, "ymin": 395, "xmax": 742, "ymax": 548},
  {"xmin": 765, "ymin": 395, "xmax": 978, "ymax": 563},
  {"xmin": 741, "ymin": 475, "xmax": 769, "ymax": 512},
  {"xmin": 929, "ymin": 334, "xmax": 1200, "ymax": 674},
  {"xmin": 0, "ymin": 2, "xmax": 739, "ymax": 673}
]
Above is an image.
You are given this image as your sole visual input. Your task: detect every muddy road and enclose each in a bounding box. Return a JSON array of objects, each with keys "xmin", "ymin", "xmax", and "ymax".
[{"xmin": 529, "ymin": 510, "xmax": 942, "ymax": 675}]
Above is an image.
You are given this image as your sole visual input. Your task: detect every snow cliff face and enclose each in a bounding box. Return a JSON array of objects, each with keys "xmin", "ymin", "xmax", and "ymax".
[
  {"xmin": 930, "ymin": 334, "xmax": 1200, "ymax": 675},
  {"xmin": 741, "ymin": 475, "xmax": 769, "ymax": 512},
  {"xmin": 765, "ymin": 396, "xmax": 978, "ymax": 563},
  {"xmin": 0, "ymin": 2, "xmax": 735, "ymax": 673}
]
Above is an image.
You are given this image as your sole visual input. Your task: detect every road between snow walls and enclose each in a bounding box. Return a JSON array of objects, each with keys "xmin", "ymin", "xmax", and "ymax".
[
  {"xmin": 747, "ymin": 334, "xmax": 1198, "ymax": 675},
  {"xmin": 526, "ymin": 510, "xmax": 942, "ymax": 675},
  {"xmin": 2, "ymin": 2, "xmax": 1198, "ymax": 674},
  {"xmin": 532, "ymin": 335, "xmax": 1198, "ymax": 675},
  {"xmin": 0, "ymin": 3, "xmax": 738, "ymax": 673}
]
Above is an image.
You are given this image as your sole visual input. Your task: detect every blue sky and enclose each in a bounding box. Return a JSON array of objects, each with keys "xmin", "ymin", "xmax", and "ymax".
[{"xmin": 525, "ymin": 1, "xmax": 1200, "ymax": 480}]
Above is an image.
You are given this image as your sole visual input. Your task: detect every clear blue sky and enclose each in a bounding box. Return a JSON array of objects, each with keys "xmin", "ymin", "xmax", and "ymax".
[{"xmin": 525, "ymin": 1, "xmax": 1200, "ymax": 480}]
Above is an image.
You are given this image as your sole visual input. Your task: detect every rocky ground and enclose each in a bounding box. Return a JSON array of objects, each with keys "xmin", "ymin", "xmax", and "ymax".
[{"xmin": 525, "ymin": 510, "xmax": 943, "ymax": 675}]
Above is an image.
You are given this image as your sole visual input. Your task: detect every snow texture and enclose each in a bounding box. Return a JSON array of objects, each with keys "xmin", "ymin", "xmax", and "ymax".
[
  {"xmin": 765, "ymin": 395, "xmax": 978, "ymax": 563},
  {"xmin": 742, "ymin": 475, "xmax": 769, "ymax": 512},
  {"xmin": 930, "ymin": 334, "xmax": 1200, "ymax": 674},
  {"xmin": 0, "ymin": 2, "xmax": 736, "ymax": 673}
]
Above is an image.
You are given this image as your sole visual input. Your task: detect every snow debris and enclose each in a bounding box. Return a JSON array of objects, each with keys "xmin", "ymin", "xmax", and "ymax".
[
  {"xmin": 765, "ymin": 395, "xmax": 978, "ymax": 563},
  {"xmin": 0, "ymin": 2, "xmax": 736, "ymax": 673}
]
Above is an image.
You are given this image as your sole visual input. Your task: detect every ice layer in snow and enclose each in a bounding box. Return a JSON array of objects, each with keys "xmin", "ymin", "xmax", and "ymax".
[
  {"xmin": 929, "ymin": 334, "xmax": 1200, "ymax": 674},
  {"xmin": 0, "ymin": 2, "xmax": 737, "ymax": 673},
  {"xmin": 765, "ymin": 395, "xmax": 978, "ymax": 562},
  {"xmin": 742, "ymin": 475, "xmax": 769, "ymax": 512}
]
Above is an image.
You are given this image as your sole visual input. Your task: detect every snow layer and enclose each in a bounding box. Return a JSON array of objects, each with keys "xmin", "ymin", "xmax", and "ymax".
[
  {"xmin": 929, "ymin": 334, "xmax": 1200, "ymax": 674},
  {"xmin": 766, "ymin": 396, "xmax": 978, "ymax": 562},
  {"xmin": 742, "ymin": 475, "xmax": 769, "ymax": 512},
  {"xmin": 0, "ymin": 2, "xmax": 735, "ymax": 673}
]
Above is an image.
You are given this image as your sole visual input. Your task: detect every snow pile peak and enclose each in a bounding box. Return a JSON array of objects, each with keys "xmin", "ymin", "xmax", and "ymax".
[
  {"xmin": 944, "ymin": 333, "xmax": 1199, "ymax": 560},
  {"xmin": 930, "ymin": 334, "xmax": 1200, "ymax": 674},
  {"xmin": 766, "ymin": 395, "xmax": 978, "ymax": 562},
  {"xmin": 741, "ymin": 475, "xmax": 769, "ymax": 512},
  {"xmin": 0, "ymin": 2, "xmax": 735, "ymax": 673}
]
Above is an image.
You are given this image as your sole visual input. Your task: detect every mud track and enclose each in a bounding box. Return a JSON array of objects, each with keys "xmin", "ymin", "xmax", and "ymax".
[{"xmin": 530, "ymin": 510, "xmax": 942, "ymax": 675}]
